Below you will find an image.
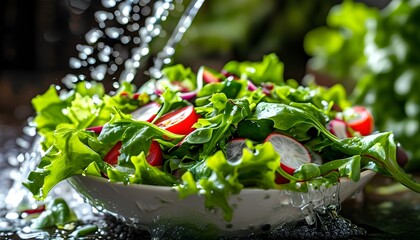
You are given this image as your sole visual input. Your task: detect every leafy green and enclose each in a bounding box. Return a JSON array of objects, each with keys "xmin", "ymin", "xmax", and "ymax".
[
  {"xmin": 70, "ymin": 224, "xmax": 98, "ymax": 238},
  {"xmin": 24, "ymin": 53, "xmax": 420, "ymax": 224},
  {"xmin": 223, "ymin": 53, "xmax": 284, "ymax": 85},
  {"xmin": 177, "ymin": 142, "xmax": 279, "ymax": 221},
  {"xmin": 304, "ymin": 0, "xmax": 420, "ymax": 172},
  {"xmin": 151, "ymin": 88, "xmax": 183, "ymax": 123},
  {"xmin": 251, "ymin": 102, "xmax": 420, "ymax": 192},
  {"xmin": 161, "ymin": 64, "xmax": 198, "ymax": 91},
  {"xmin": 31, "ymin": 198, "xmax": 78, "ymax": 229},
  {"xmin": 23, "ymin": 129, "xmax": 105, "ymax": 200},
  {"xmin": 187, "ymin": 93, "xmax": 252, "ymax": 158},
  {"xmin": 31, "ymin": 81, "xmax": 144, "ymax": 150},
  {"xmin": 98, "ymin": 109, "xmax": 184, "ymax": 167}
]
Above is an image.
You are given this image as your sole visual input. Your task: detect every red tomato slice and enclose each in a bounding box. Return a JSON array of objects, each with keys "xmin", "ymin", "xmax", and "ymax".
[
  {"xmin": 344, "ymin": 106, "xmax": 375, "ymax": 136},
  {"xmin": 146, "ymin": 141, "xmax": 163, "ymax": 166},
  {"xmin": 131, "ymin": 102, "xmax": 161, "ymax": 122},
  {"xmin": 154, "ymin": 106, "xmax": 200, "ymax": 135},
  {"xmin": 103, "ymin": 141, "xmax": 163, "ymax": 166}
]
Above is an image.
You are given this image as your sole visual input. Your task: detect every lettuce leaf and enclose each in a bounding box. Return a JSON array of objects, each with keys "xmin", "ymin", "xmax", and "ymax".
[
  {"xmin": 223, "ymin": 53, "xmax": 284, "ymax": 85},
  {"xmin": 23, "ymin": 128, "xmax": 106, "ymax": 200},
  {"xmin": 177, "ymin": 141, "xmax": 279, "ymax": 221},
  {"xmin": 251, "ymin": 102, "xmax": 420, "ymax": 192}
]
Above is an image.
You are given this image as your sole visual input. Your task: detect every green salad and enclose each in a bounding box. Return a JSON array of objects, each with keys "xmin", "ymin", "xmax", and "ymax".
[{"xmin": 23, "ymin": 54, "xmax": 420, "ymax": 221}]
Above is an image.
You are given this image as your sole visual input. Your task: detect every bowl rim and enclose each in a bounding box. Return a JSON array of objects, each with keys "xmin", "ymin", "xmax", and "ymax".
[{"xmin": 72, "ymin": 169, "xmax": 375, "ymax": 194}]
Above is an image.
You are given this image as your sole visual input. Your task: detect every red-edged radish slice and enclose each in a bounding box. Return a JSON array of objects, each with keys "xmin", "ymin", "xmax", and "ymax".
[
  {"xmin": 86, "ymin": 125, "xmax": 104, "ymax": 134},
  {"xmin": 226, "ymin": 138, "xmax": 247, "ymax": 163},
  {"xmin": 328, "ymin": 119, "xmax": 351, "ymax": 139},
  {"xmin": 265, "ymin": 133, "xmax": 312, "ymax": 183},
  {"xmin": 131, "ymin": 102, "xmax": 161, "ymax": 122}
]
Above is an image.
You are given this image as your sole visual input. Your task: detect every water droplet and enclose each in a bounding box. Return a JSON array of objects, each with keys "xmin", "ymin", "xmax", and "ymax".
[
  {"xmin": 105, "ymin": 27, "xmax": 123, "ymax": 39},
  {"xmin": 87, "ymin": 57, "xmax": 96, "ymax": 65},
  {"xmin": 95, "ymin": 10, "xmax": 111, "ymax": 23},
  {"xmin": 78, "ymin": 52, "xmax": 88, "ymax": 60},
  {"xmin": 102, "ymin": 0, "xmax": 117, "ymax": 8},
  {"xmin": 141, "ymin": 6, "xmax": 151, "ymax": 16},
  {"xmin": 90, "ymin": 64, "xmax": 108, "ymax": 80},
  {"xmin": 121, "ymin": 36, "xmax": 131, "ymax": 44},
  {"xmin": 76, "ymin": 45, "xmax": 94, "ymax": 56},
  {"xmin": 98, "ymin": 45, "xmax": 112, "ymax": 62},
  {"xmin": 85, "ymin": 29, "xmax": 104, "ymax": 44},
  {"xmin": 69, "ymin": 57, "xmax": 82, "ymax": 69},
  {"xmin": 119, "ymin": 2, "xmax": 132, "ymax": 17},
  {"xmin": 22, "ymin": 126, "xmax": 36, "ymax": 137}
]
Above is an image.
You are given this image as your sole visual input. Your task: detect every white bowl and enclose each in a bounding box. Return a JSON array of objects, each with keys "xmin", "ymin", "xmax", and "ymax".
[{"xmin": 67, "ymin": 170, "xmax": 375, "ymax": 236}]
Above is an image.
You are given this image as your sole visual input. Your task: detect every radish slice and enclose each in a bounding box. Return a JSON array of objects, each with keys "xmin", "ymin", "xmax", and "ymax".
[
  {"xmin": 226, "ymin": 138, "xmax": 247, "ymax": 162},
  {"xmin": 180, "ymin": 91, "xmax": 197, "ymax": 100},
  {"xmin": 247, "ymin": 80, "xmax": 258, "ymax": 91},
  {"xmin": 131, "ymin": 102, "xmax": 161, "ymax": 122},
  {"xmin": 265, "ymin": 133, "xmax": 312, "ymax": 183},
  {"xmin": 86, "ymin": 125, "xmax": 103, "ymax": 134},
  {"xmin": 328, "ymin": 119, "xmax": 351, "ymax": 139}
]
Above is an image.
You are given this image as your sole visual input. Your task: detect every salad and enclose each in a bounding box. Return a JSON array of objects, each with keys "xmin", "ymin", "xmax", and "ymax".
[{"xmin": 23, "ymin": 54, "xmax": 420, "ymax": 221}]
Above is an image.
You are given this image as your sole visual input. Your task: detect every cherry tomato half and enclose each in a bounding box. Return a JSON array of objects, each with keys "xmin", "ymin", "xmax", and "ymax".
[
  {"xmin": 146, "ymin": 141, "xmax": 163, "ymax": 166},
  {"xmin": 103, "ymin": 140, "xmax": 163, "ymax": 166},
  {"xmin": 344, "ymin": 106, "xmax": 375, "ymax": 136},
  {"xmin": 154, "ymin": 106, "xmax": 200, "ymax": 135},
  {"xmin": 131, "ymin": 102, "xmax": 161, "ymax": 122}
]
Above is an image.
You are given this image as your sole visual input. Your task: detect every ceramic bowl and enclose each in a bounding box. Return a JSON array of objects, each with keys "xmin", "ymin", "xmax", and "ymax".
[{"xmin": 67, "ymin": 170, "xmax": 375, "ymax": 236}]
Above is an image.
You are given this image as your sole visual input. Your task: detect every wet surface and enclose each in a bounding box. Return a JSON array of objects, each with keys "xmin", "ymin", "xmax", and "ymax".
[{"xmin": 1, "ymin": 124, "xmax": 420, "ymax": 239}]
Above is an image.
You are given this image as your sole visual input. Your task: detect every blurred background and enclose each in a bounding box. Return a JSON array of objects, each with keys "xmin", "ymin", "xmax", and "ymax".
[{"xmin": 0, "ymin": 0, "xmax": 390, "ymax": 125}]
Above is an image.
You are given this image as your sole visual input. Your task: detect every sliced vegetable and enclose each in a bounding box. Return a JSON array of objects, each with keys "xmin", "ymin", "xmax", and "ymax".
[
  {"xmin": 86, "ymin": 125, "xmax": 103, "ymax": 134},
  {"xmin": 146, "ymin": 141, "xmax": 163, "ymax": 166},
  {"xmin": 104, "ymin": 141, "xmax": 122, "ymax": 165},
  {"xmin": 343, "ymin": 106, "xmax": 374, "ymax": 136},
  {"xmin": 154, "ymin": 106, "xmax": 200, "ymax": 135},
  {"xmin": 131, "ymin": 102, "xmax": 161, "ymax": 122},
  {"xmin": 201, "ymin": 66, "xmax": 224, "ymax": 83},
  {"xmin": 104, "ymin": 140, "xmax": 163, "ymax": 166},
  {"xmin": 265, "ymin": 133, "xmax": 312, "ymax": 183},
  {"xmin": 328, "ymin": 119, "xmax": 351, "ymax": 139}
]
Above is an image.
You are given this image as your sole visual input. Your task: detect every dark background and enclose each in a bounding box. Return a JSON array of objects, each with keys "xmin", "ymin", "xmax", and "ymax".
[{"xmin": 0, "ymin": 0, "xmax": 390, "ymax": 126}]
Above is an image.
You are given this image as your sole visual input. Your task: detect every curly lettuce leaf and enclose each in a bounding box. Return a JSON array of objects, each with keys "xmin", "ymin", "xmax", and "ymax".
[
  {"xmin": 223, "ymin": 53, "xmax": 284, "ymax": 85},
  {"xmin": 23, "ymin": 128, "xmax": 106, "ymax": 200},
  {"xmin": 177, "ymin": 141, "xmax": 279, "ymax": 221},
  {"xmin": 252, "ymin": 102, "xmax": 420, "ymax": 192},
  {"xmin": 185, "ymin": 93, "xmax": 251, "ymax": 158},
  {"xmin": 31, "ymin": 81, "xmax": 144, "ymax": 149}
]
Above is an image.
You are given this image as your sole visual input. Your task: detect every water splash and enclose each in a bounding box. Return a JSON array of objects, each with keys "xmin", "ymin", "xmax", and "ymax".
[
  {"xmin": 287, "ymin": 183, "xmax": 341, "ymax": 225},
  {"xmin": 64, "ymin": 0, "xmax": 183, "ymax": 88},
  {"xmin": 149, "ymin": 0, "xmax": 205, "ymax": 79}
]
